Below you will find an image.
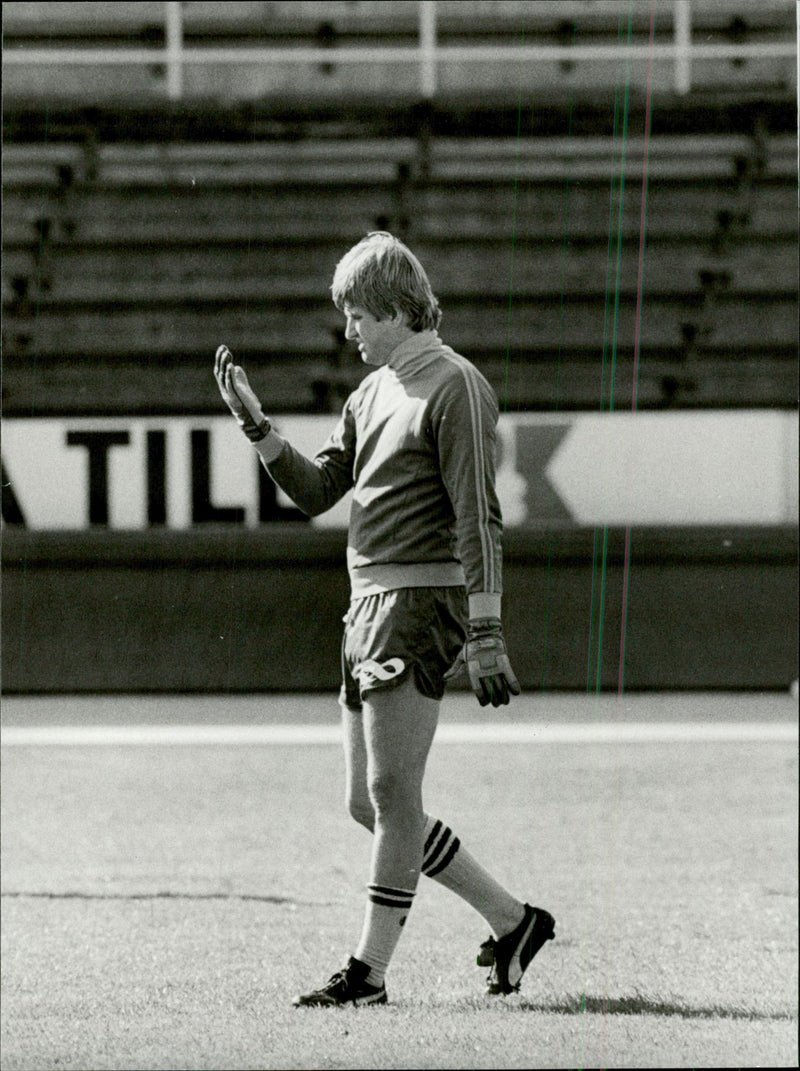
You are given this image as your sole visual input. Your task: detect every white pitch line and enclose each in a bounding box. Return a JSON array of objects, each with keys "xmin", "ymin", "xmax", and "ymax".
[{"xmin": 1, "ymin": 722, "xmax": 797, "ymax": 747}]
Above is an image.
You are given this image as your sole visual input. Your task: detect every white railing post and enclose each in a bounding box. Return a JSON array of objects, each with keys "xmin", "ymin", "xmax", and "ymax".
[
  {"xmin": 419, "ymin": 0, "xmax": 437, "ymax": 99},
  {"xmin": 3, "ymin": 4, "xmax": 796, "ymax": 102},
  {"xmin": 165, "ymin": 1, "xmax": 184, "ymax": 101},
  {"xmin": 674, "ymin": 0, "xmax": 692, "ymax": 95}
]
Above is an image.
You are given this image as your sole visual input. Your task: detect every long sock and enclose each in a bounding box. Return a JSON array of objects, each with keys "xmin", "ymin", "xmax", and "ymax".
[
  {"xmin": 421, "ymin": 816, "xmax": 524, "ymax": 938},
  {"xmin": 354, "ymin": 884, "xmax": 415, "ymax": 987}
]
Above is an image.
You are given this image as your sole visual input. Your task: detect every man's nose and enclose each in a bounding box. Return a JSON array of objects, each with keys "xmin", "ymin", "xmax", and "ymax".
[{"xmin": 345, "ymin": 318, "xmax": 356, "ymax": 340}]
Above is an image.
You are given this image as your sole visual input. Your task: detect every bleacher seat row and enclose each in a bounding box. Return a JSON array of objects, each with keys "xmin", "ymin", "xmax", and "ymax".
[{"xmin": 3, "ymin": 3, "xmax": 797, "ymax": 415}]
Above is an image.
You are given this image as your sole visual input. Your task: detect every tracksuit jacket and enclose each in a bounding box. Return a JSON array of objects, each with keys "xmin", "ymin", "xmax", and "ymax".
[{"xmin": 256, "ymin": 330, "xmax": 503, "ymax": 613}]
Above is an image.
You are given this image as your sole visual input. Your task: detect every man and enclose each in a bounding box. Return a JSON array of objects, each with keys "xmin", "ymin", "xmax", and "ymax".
[{"xmin": 214, "ymin": 232, "xmax": 555, "ymax": 1007}]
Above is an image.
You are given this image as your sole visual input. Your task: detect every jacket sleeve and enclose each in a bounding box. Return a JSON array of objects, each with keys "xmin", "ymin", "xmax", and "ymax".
[
  {"xmin": 431, "ymin": 366, "xmax": 503, "ymax": 607},
  {"xmin": 255, "ymin": 398, "xmax": 356, "ymax": 517}
]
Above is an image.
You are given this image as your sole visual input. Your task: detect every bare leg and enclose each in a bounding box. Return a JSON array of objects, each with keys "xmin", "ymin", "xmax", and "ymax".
[
  {"xmin": 362, "ymin": 676, "xmax": 438, "ymax": 885},
  {"xmin": 341, "ymin": 685, "xmax": 523, "ymax": 940},
  {"xmin": 341, "ymin": 698, "xmax": 375, "ymax": 831},
  {"xmin": 341, "ymin": 677, "xmax": 438, "ymax": 979}
]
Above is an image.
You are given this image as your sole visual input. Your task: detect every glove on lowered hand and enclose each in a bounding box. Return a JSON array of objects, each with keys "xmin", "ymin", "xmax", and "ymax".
[{"xmin": 445, "ymin": 618, "xmax": 521, "ymax": 708}]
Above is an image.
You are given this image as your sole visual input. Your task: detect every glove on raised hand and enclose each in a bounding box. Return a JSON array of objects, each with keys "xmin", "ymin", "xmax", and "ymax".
[
  {"xmin": 445, "ymin": 617, "xmax": 521, "ymax": 708},
  {"xmin": 214, "ymin": 344, "xmax": 271, "ymax": 443}
]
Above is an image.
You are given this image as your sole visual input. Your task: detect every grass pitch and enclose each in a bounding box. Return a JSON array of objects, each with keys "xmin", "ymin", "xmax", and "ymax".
[{"xmin": 1, "ymin": 692, "xmax": 797, "ymax": 1069}]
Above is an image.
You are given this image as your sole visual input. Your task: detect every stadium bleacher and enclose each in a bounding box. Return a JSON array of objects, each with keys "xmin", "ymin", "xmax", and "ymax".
[
  {"xmin": 2, "ymin": 1, "xmax": 798, "ymax": 696},
  {"xmin": 2, "ymin": 1, "xmax": 797, "ymax": 415},
  {"xmin": 3, "ymin": 126, "xmax": 797, "ymax": 414},
  {"xmin": 2, "ymin": 1, "xmax": 795, "ymax": 102}
]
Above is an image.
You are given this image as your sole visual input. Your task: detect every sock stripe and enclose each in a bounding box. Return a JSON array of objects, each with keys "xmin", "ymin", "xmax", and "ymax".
[
  {"xmin": 423, "ymin": 826, "xmax": 451, "ymax": 868},
  {"xmin": 422, "ymin": 822, "xmax": 460, "ymax": 877},
  {"xmin": 424, "ymin": 835, "xmax": 461, "ymax": 878},
  {"xmin": 368, "ymin": 893, "xmax": 412, "ymax": 908},
  {"xmin": 423, "ymin": 819, "xmax": 444, "ymax": 854},
  {"xmin": 367, "ymin": 884, "xmax": 415, "ymax": 909},
  {"xmin": 368, "ymin": 884, "xmax": 416, "ymax": 898}
]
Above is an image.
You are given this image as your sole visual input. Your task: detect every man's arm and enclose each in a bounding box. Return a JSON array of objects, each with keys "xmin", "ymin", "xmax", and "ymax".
[
  {"xmin": 434, "ymin": 364, "xmax": 521, "ymax": 706},
  {"xmin": 258, "ymin": 408, "xmax": 356, "ymax": 517},
  {"xmin": 433, "ymin": 363, "xmax": 503, "ymax": 606},
  {"xmin": 215, "ymin": 345, "xmax": 355, "ymax": 517}
]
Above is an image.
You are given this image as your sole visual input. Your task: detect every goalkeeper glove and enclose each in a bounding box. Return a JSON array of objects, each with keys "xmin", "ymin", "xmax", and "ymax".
[
  {"xmin": 214, "ymin": 344, "xmax": 271, "ymax": 443},
  {"xmin": 445, "ymin": 618, "xmax": 521, "ymax": 708}
]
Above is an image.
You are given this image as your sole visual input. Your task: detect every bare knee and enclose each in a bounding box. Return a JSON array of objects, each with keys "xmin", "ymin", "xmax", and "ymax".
[
  {"xmin": 346, "ymin": 791, "xmax": 375, "ymax": 831},
  {"xmin": 367, "ymin": 770, "xmax": 420, "ymax": 821}
]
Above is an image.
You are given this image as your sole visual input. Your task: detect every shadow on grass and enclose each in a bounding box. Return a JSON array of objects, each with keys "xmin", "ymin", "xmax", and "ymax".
[
  {"xmin": 1, "ymin": 891, "xmax": 329, "ymax": 905},
  {"xmin": 512, "ymin": 993, "xmax": 795, "ymax": 1022}
]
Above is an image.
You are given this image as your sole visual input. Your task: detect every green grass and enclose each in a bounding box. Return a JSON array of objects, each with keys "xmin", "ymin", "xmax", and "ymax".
[{"xmin": 1, "ymin": 694, "xmax": 797, "ymax": 1069}]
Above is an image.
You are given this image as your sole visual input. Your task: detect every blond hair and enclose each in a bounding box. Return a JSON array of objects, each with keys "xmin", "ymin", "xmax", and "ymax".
[{"xmin": 330, "ymin": 231, "xmax": 442, "ymax": 331}]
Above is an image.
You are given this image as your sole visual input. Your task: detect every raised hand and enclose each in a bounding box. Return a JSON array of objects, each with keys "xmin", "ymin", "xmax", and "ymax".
[{"xmin": 214, "ymin": 344, "xmax": 271, "ymax": 443}]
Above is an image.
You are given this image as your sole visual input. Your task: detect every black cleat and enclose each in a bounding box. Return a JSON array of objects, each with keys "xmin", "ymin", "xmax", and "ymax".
[
  {"xmin": 478, "ymin": 904, "xmax": 555, "ymax": 995},
  {"xmin": 292, "ymin": 956, "xmax": 388, "ymax": 1007}
]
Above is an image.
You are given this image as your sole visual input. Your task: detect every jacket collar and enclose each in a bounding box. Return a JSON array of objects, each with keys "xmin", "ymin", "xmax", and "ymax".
[{"xmin": 385, "ymin": 330, "xmax": 442, "ymax": 376}]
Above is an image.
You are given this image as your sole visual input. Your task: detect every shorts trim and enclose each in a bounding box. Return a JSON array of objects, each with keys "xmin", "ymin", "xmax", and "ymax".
[
  {"xmin": 341, "ymin": 587, "xmax": 466, "ymax": 710},
  {"xmin": 352, "ymin": 656, "xmax": 411, "ymax": 694}
]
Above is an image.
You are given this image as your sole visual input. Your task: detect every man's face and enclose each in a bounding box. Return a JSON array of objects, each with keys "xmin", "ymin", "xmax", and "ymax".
[{"xmin": 343, "ymin": 304, "xmax": 409, "ymax": 366}]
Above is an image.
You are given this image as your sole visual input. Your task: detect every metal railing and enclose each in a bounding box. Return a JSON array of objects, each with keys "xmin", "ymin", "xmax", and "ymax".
[{"xmin": 2, "ymin": 0, "xmax": 797, "ymax": 100}]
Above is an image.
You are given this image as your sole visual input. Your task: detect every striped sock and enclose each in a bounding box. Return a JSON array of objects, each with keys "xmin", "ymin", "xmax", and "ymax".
[
  {"xmin": 355, "ymin": 884, "xmax": 416, "ymax": 987},
  {"xmin": 421, "ymin": 815, "xmax": 524, "ymax": 937},
  {"xmin": 421, "ymin": 817, "xmax": 461, "ymax": 878}
]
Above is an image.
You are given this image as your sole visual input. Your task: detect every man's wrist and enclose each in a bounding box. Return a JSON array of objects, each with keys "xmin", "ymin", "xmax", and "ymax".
[
  {"xmin": 241, "ymin": 415, "xmax": 271, "ymax": 443},
  {"xmin": 253, "ymin": 429, "xmax": 286, "ymax": 464},
  {"xmin": 468, "ymin": 617, "xmax": 502, "ymax": 639},
  {"xmin": 468, "ymin": 592, "xmax": 502, "ymax": 621}
]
